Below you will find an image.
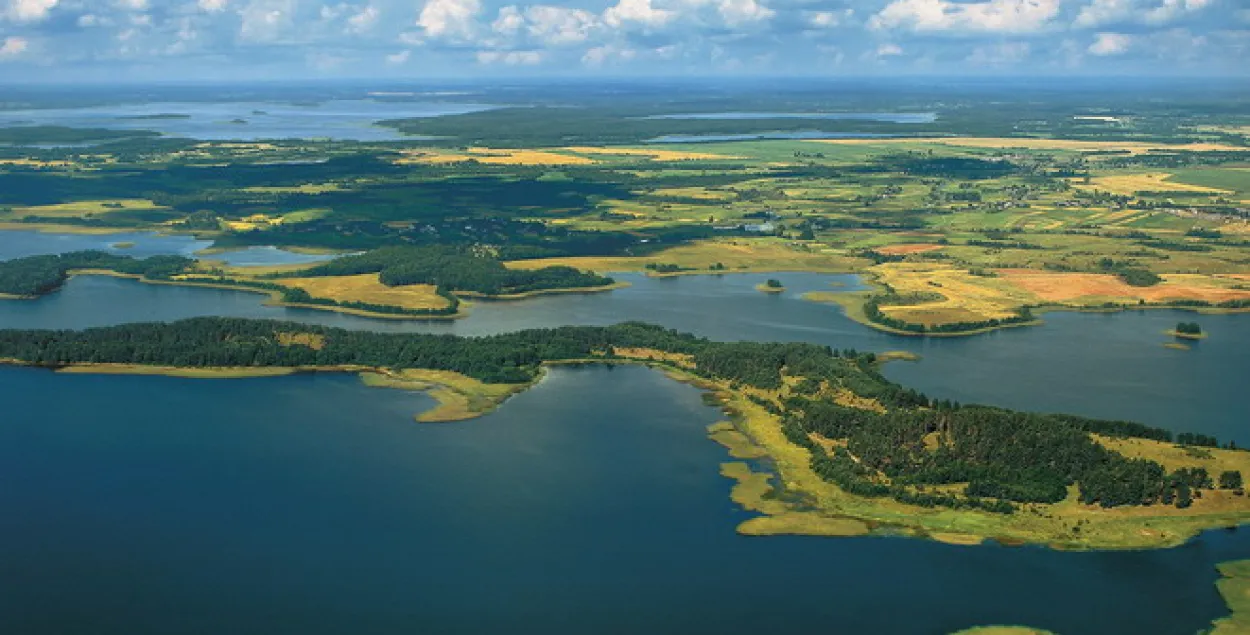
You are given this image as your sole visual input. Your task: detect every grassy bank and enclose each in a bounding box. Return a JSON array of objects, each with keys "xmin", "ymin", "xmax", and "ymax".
[
  {"xmin": 360, "ymin": 368, "xmax": 534, "ymax": 423},
  {"xmin": 1210, "ymin": 560, "xmax": 1250, "ymax": 634}
]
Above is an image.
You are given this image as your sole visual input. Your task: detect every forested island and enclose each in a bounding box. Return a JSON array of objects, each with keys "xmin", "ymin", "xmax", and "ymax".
[
  {"xmin": 2, "ymin": 317, "xmax": 1246, "ymax": 548},
  {"xmin": 0, "ymin": 247, "xmax": 618, "ymax": 318}
]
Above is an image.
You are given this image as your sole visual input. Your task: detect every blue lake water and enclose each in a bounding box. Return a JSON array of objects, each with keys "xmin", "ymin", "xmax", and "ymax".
[
  {"xmin": 0, "ymin": 272, "xmax": 1244, "ymax": 443},
  {"xmin": 2, "ymin": 266, "xmax": 1248, "ymax": 633},
  {"xmin": 0, "ymin": 230, "xmax": 337, "ymax": 266},
  {"xmin": 0, "ymin": 364, "xmax": 1244, "ymax": 635},
  {"xmin": 0, "ymin": 99, "xmax": 495, "ymax": 141}
]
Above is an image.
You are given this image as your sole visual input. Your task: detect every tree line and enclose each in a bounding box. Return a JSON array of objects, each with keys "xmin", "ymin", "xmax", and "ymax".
[
  {"xmin": 269, "ymin": 246, "xmax": 614, "ymax": 296},
  {"xmin": 0, "ymin": 251, "xmax": 194, "ymax": 296}
]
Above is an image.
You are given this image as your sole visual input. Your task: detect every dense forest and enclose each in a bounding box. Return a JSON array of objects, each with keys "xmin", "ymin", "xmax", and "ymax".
[
  {"xmin": 0, "ymin": 317, "xmax": 1233, "ymax": 513},
  {"xmin": 0, "ymin": 250, "xmax": 193, "ymax": 296},
  {"xmin": 271, "ymin": 246, "xmax": 614, "ymax": 295}
]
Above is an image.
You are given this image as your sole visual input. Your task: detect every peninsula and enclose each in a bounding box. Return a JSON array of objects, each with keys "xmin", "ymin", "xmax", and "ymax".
[{"xmin": 2, "ymin": 317, "xmax": 1246, "ymax": 550}]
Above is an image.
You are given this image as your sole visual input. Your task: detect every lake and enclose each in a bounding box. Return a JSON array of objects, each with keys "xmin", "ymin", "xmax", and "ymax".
[
  {"xmin": 1, "ymin": 272, "xmax": 1244, "ymax": 441},
  {"xmin": 0, "ymin": 364, "xmax": 1244, "ymax": 634},
  {"xmin": 0, "ymin": 99, "xmax": 495, "ymax": 142},
  {"xmin": 0, "ymin": 230, "xmax": 337, "ymax": 266}
]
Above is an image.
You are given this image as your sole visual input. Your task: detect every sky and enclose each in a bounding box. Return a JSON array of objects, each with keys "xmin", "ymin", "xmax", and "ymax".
[{"xmin": 0, "ymin": 0, "xmax": 1246, "ymax": 81}]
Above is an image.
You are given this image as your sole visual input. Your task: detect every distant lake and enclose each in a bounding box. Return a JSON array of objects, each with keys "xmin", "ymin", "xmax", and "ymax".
[
  {"xmin": 0, "ymin": 99, "xmax": 495, "ymax": 141},
  {"xmin": 648, "ymin": 132, "xmax": 898, "ymax": 143},
  {"xmin": 644, "ymin": 112, "xmax": 938, "ymax": 123},
  {"xmin": 2, "ymin": 272, "xmax": 1246, "ymax": 442},
  {"xmin": 0, "ymin": 230, "xmax": 337, "ymax": 266},
  {"xmin": 0, "ymin": 364, "xmax": 1243, "ymax": 634}
]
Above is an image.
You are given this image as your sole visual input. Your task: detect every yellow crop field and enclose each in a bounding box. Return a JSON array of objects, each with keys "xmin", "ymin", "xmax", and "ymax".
[
  {"xmin": 999, "ymin": 270, "xmax": 1250, "ymax": 304},
  {"xmin": 278, "ymin": 274, "xmax": 451, "ymax": 310},
  {"xmin": 6, "ymin": 199, "xmax": 166, "ymax": 219},
  {"xmin": 396, "ymin": 148, "xmax": 597, "ymax": 166},
  {"xmin": 1076, "ymin": 172, "xmax": 1232, "ymax": 196},
  {"xmin": 506, "ymin": 237, "xmax": 858, "ymax": 274},
  {"xmin": 562, "ymin": 146, "xmax": 741, "ymax": 161}
]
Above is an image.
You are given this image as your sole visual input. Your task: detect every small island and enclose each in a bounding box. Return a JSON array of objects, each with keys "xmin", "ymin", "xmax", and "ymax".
[
  {"xmin": 1168, "ymin": 321, "xmax": 1207, "ymax": 340},
  {"xmin": 756, "ymin": 278, "xmax": 785, "ymax": 293}
]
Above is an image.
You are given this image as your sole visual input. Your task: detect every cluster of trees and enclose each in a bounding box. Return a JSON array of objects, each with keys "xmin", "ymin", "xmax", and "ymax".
[
  {"xmin": 1175, "ymin": 322, "xmax": 1203, "ymax": 335},
  {"xmin": 862, "ymin": 296, "xmax": 1035, "ymax": 334},
  {"xmin": 274, "ymin": 246, "xmax": 613, "ymax": 296},
  {"xmin": 786, "ymin": 397, "xmax": 1230, "ymax": 510},
  {"xmin": 0, "ymin": 251, "xmax": 194, "ymax": 296}
]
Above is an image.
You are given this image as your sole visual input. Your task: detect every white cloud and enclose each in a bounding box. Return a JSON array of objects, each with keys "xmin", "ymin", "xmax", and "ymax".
[
  {"xmin": 602, "ymin": 0, "xmax": 672, "ymax": 28},
  {"xmin": 523, "ymin": 6, "xmax": 598, "ymax": 45},
  {"xmin": 870, "ymin": 0, "xmax": 1061, "ymax": 33},
  {"xmin": 386, "ymin": 49, "xmax": 410, "ymax": 63},
  {"xmin": 806, "ymin": 10, "xmax": 848, "ymax": 28},
  {"xmin": 0, "ymin": 35, "xmax": 28, "ymax": 59},
  {"xmin": 198, "ymin": 0, "xmax": 227, "ymax": 12},
  {"xmin": 77, "ymin": 13, "xmax": 100, "ymax": 26},
  {"xmin": 5, "ymin": 0, "xmax": 58, "ymax": 22},
  {"xmin": 717, "ymin": 0, "xmax": 774, "ymax": 26},
  {"xmin": 492, "ymin": 6, "xmax": 524, "ymax": 34},
  {"xmin": 346, "ymin": 5, "xmax": 378, "ymax": 33},
  {"xmin": 116, "ymin": 0, "xmax": 148, "ymax": 10},
  {"xmin": 877, "ymin": 42, "xmax": 903, "ymax": 56},
  {"xmin": 238, "ymin": 0, "xmax": 295, "ymax": 43},
  {"xmin": 582, "ymin": 42, "xmax": 635, "ymax": 65},
  {"xmin": 1143, "ymin": 0, "xmax": 1210, "ymax": 24},
  {"xmin": 1074, "ymin": 0, "xmax": 1212, "ymax": 28},
  {"xmin": 1089, "ymin": 31, "xmax": 1132, "ymax": 54},
  {"xmin": 475, "ymin": 49, "xmax": 541, "ymax": 64},
  {"xmin": 417, "ymin": 0, "xmax": 481, "ymax": 40}
]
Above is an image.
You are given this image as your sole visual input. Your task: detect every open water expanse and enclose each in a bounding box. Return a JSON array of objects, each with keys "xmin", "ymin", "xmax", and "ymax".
[
  {"xmin": 2, "ymin": 237, "xmax": 1249, "ymax": 633},
  {"xmin": 0, "ymin": 99, "xmax": 494, "ymax": 141},
  {"xmin": 0, "ymin": 230, "xmax": 337, "ymax": 266},
  {"xmin": 1, "ymin": 364, "xmax": 1247, "ymax": 635}
]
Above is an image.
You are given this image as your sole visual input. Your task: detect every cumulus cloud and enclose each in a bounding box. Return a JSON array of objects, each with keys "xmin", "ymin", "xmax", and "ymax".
[
  {"xmin": 602, "ymin": 0, "xmax": 672, "ymax": 29},
  {"xmin": 717, "ymin": 0, "xmax": 774, "ymax": 26},
  {"xmin": 198, "ymin": 0, "xmax": 227, "ymax": 12},
  {"xmin": 877, "ymin": 42, "xmax": 903, "ymax": 56},
  {"xmin": 1074, "ymin": 0, "xmax": 1212, "ymax": 28},
  {"xmin": 582, "ymin": 42, "xmax": 635, "ymax": 65},
  {"xmin": 0, "ymin": 35, "xmax": 28, "ymax": 59},
  {"xmin": 346, "ymin": 5, "xmax": 378, "ymax": 33},
  {"xmin": 492, "ymin": 5, "xmax": 524, "ymax": 34},
  {"xmin": 116, "ymin": 0, "xmax": 148, "ymax": 10},
  {"xmin": 238, "ymin": 0, "xmax": 295, "ymax": 43},
  {"xmin": 476, "ymin": 49, "xmax": 541, "ymax": 64},
  {"xmin": 1089, "ymin": 31, "xmax": 1132, "ymax": 54},
  {"xmin": 870, "ymin": 0, "xmax": 1061, "ymax": 34},
  {"xmin": 805, "ymin": 10, "xmax": 850, "ymax": 29},
  {"xmin": 5, "ymin": 0, "xmax": 58, "ymax": 22},
  {"xmin": 522, "ymin": 5, "xmax": 599, "ymax": 45},
  {"xmin": 417, "ymin": 0, "xmax": 481, "ymax": 40},
  {"xmin": 385, "ymin": 49, "xmax": 410, "ymax": 63}
]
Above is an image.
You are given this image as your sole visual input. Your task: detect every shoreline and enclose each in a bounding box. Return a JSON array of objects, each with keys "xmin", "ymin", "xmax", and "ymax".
[
  {"xmin": 1, "ymin": 353, "xmax": 1247, "ymax": 549},
  {"xmin": 32, "ymin": 271, "xmax": 626, "ymax": 322},
  {"xmin": 804, "ymin": 286, "xmax": 1249, "ymax": 339}
]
